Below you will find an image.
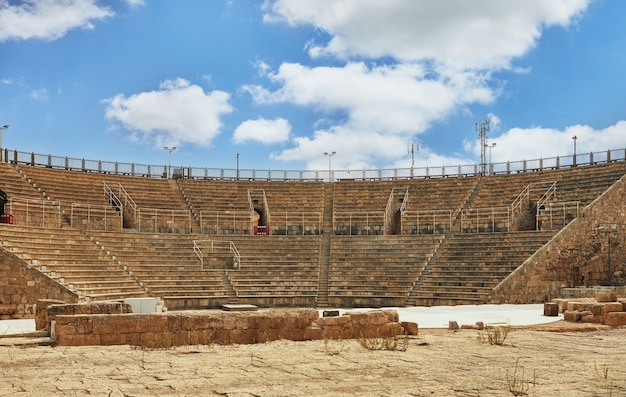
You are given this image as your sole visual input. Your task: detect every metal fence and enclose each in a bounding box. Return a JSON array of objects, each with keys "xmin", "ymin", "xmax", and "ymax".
[{"xmin": 3, "ymin": 147, "xmax": 625, "ymax": 181}]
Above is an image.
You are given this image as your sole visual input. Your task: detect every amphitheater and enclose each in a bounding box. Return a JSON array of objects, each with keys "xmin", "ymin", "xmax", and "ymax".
[{"xmin": 1, "ymin": 148, "xmax": 625, "ymax": 321}]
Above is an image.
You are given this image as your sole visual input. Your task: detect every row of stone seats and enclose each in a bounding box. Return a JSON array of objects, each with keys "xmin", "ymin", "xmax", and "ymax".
[
  {"xmin": 87, "ymin": 231, "xmax": 228, "ymax": 299},
  {"xmin": 0, "ymin": 224, "xmax": 147, "ymax": 301},
  {"xmin": 412, "ymin": 230, "xmax": 556, "ymax": 305},
  {"xmin": 225, "ymin": 236, "xmax": 321, "ymax": 300},
  {"xmin": 327, "ymin": 235, "xmax": 443, "ymax": 306}
]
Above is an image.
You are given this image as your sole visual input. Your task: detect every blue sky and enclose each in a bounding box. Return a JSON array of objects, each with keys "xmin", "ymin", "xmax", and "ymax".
[{"xmin": 1, "ymin": 0, "xmax": 626, "ymax": 172}]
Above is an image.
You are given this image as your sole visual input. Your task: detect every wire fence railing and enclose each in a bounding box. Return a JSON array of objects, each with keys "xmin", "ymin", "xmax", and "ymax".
[{"xmin": 3, "ymin": 147, "xmax": 625, "ymax": 181}]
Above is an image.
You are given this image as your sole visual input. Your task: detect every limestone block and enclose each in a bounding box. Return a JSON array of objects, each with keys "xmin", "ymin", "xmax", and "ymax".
[
  {"xmin": 448, "ymin": 321, "xmax": 459, "ymax": 330},
  {"xmin": 304, "ymin": 326, "xmax": 323, "ymax": 340},
  {"xmin": 563, "ymin": 310, "xmax": 581, "ymax": 322},
  {"xmin": 601, "ymin": 302, "xmax": 624, "ymax": 317},
  {"xmin": 581, "ymin": 314, "xmax": 602, "ymax": 323},
  {"xmin": 596, "ymin": 291, "xmax": 617, "ymax": 302},
  {"xmin": 604, "ymin": 312, "xmax": 626, "ymax": 326},
  {"xmin": 552, "ymin": 299, "xmax": 569, "ymax": 313},
  {"xmin": 591, "ymin": 304, "xmax": 604, "ymax": 316},
  {"xmin": 383, "ymin": 310, "xmax": 400, "ymax": 323},
  {"xmin": 35, "ymin": 299, "xmax": 65, "ymax": 331},
  {"xmin": 543, "ymin": 303, "xmax": 559, "ymax": 316},
  {"xmin": 401, "ymin": 321, "xmax": 419, "ymax": 335},
  {"xmin": 317, "ymin": 315, "xmax": 351, "ymax": 327}
]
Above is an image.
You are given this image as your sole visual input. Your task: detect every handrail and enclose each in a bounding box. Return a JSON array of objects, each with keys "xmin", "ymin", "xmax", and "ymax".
[
  {"xmin": 193, "ymin": 239, "xmax": 240, "ymax": 269},
  {"xmin": 2, "ymin": 147, "xmax": 625, "ymax": 182},
  {"xmin": 536, "ymin": 181, "xmax": 558, "ymax": 211},
  {"xmin": 103, "ymin": 182, "xmax": 122, "ymax": 210},
  {"xmin": 193, "ymin": 240, "xmax": 203, "ymax": 265},
  {"xmin": 8, "ymin": 196, "xmax": 61, "ymax": 228}
]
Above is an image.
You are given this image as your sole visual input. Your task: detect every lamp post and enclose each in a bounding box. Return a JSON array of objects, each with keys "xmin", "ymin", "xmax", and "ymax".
[
  {"xmin": 324, "ymin": 151, "xmax": 336, "ymax": 182},
  {"xmin": 236, "ymin": 152, "xmax": 239, "ymax": 180},
  {"xmin": 0, "ymin": 125, "xmax": 9, "ymax": 162},
  {"xmin": 484, "ymin": 142, "xmax": 496, "ymax": 175},
  {"xmin": 164, "ymin": 146, "xmax": 176, "ymax": 179},
  {"xmin": 572, "ymin": 135, "xmax": 578, "ymax": 167}
]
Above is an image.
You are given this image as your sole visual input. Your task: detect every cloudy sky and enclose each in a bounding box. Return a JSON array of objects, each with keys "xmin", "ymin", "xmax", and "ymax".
[{"xmin": 1, "ymin": 0, "xmax": 625, "ymax": 172}]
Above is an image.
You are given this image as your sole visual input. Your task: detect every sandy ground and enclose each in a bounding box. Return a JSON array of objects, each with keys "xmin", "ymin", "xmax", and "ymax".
[{"xmin": 1, "ymin": 321, "xmax": 625, "ymax": 396}]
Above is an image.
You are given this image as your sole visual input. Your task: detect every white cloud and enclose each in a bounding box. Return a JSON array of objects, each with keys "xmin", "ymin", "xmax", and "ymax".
[
  {"xmin": 233, "ymin": 118, "xmax": 291, "ymax": 145},
  {"xmin": 476, "ymin": 121, "xmax": 626, "ymax": 164},
  {"xmin": 103, "ymin": 78, "xmax": 233, "ymax": 148},
  {"xmin": 124, "ymin": 0, "xmax": 145, "ymax": 8},
  {"xmin": 31, "ymin": 88, "xmax": 48, "ymax": 102},
  {"xmin": 256, "ymin": 1, "xmax": 591, "ymax": 170},
  {"xmin": 245, "ymin": 61, "xmax": 494, "ymax": 169},
  {"xmin": 0, "ymin": 0, "xmax": 114, "ymax": 42},
  {"xmin": 264, "ymin": 0, "xmax": 589, "ymax": 69}
]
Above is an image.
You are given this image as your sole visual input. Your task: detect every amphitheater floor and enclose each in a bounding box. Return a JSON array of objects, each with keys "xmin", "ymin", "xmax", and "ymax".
[
  {"xmin": 3, "ymin": 305, "xmax": 626, "ymax": 396},
  {"xmin": 0, "ymin": 304, "xmax": 558, "ymax": 337}
]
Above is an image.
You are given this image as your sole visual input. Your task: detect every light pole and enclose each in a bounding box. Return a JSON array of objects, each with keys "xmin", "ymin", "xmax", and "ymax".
[
  {"xmin": 236, "ymin": 152, "xmax": 239, "ymax": 180},
  {"xmin": 164, "ymin": 146, "xmax": 176, "ymax": 178},
  {"xmin": 324, "ymin": 151, "xmax": 336, "ymax": 182},
  {"xmin": 0, "ymin": 125, "xmax": 9, "ymax": 162},
  {"xmin": 572, "ymin": 135, "xmax": 578, "ymax": 167},
  {"xmin": 484, "ymin": 142, "xmax": 496, "ymax": 175}
]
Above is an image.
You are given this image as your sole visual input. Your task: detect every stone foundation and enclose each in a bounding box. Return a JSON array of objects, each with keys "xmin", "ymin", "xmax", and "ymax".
[
  {"xmin": 51, "ymin": 308, "xmax": 407, "ymax": 347},
  {"xmin": 555, "ymin": 292, "xmax": 626, "ymax": 326},
  {"xmin": 0, "ymin": 250, "xmax": 77, "ymax": 319}
]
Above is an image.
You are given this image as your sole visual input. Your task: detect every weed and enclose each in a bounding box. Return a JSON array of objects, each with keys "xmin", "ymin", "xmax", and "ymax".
[
  {"xmin": 594, "ymin": 362, "xmax": 617, "ymax": 397},
  {"xmin": 478, "ymin": 324, "xmax": 510, "ymax": 346},
  {"xmin": 507, "ymin": 359, "xmax": 535, "ymax": 396},
  {"xmin": 357, "ymin": 333, "xmax": 409, "ymax": 352},
  {"xmin": 323, "ymin": 333, "xmax": 346, "ymax": 356}
]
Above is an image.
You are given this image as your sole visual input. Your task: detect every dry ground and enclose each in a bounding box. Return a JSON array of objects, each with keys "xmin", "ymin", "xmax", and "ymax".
[{"xmin": 1, "ymin": 321, "xmax": 625, "ymax": 396}]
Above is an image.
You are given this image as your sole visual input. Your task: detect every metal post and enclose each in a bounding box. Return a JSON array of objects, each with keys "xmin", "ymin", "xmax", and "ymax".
[
  {"xmin": 0, "ymin": 125, "xmax": 8, "ymax": 162},
  {"xmin": 324, "ymin": 151, "xmax": 336, "ymax": 182},
  {"xmin": 164, "ymin": 146, "xmax": 176, "ymax": 178}
]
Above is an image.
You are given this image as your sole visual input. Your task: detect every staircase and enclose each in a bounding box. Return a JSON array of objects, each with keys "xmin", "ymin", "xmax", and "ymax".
[{"xmin": 316, "ymin": 183, "xmax": 334, "ymax": 308}]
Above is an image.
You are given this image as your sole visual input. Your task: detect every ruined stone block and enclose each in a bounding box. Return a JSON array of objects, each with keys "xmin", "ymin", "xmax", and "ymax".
[
  {"xmin": 604, "ymin": 312, "xmax": 626, "ymax": 326},
  {"xmin": 596, "ymin": 291, "xmax": 617, "ymax": 302},
  {"xmin": 563, "ymin": 310, "xmax": 581, "ymax": 322},
  {"xmin": 401, "ymin": 321, "xmax": 418, "ymax": 335},
  {"xmin": 601, "ymin": 302, "xmax": 624, "ymax": 316},
  {"xmin": 543, "ymin": 302, "xmax": 559, "ymax": 316}
]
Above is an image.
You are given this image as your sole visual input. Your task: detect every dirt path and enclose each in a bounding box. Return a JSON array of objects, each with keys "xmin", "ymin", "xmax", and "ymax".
[{"xmin": 1, "ymin": 322, "xmax": 625, "ymax": 396}]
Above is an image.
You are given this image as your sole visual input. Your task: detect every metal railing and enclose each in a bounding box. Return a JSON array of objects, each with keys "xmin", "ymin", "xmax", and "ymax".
[
  {"xmin": 137, "ymin": 208, "xmax": 193, "ymax": 233},
  {"xmin": 8, "ymin": 197, "xmax": 61, "ymax": 228},
  {"xmin": 200, "ymin": 210, "xmax": 253, "ymax": 235},
  {"xmin": 333, "ymin": 211, "xmax": 385, "ymax": 235},
  {"xmin": 3, "ymin": 147, "xmax": 625, "ymax": 181},
  {"xmin": 537, "ymin": 201, "xmax": 580, "ymax": 230},
  {"xmin": 70, "ymin": 202, "xmax": 122, "ymax": 231},
  {"xmin": 193, "ymin": 239, "xmax": 240, "ymax": 268},
  {"xmin": 401, "ymin": 209, "xmax": 452, "ymax": 235},
  {"xmin": 269, "ymin": 211, "xmax": 322, "ymax": 235},
  {"xmin": 461, "ymin": 206, "xmax": 511, "ymax": 233}
]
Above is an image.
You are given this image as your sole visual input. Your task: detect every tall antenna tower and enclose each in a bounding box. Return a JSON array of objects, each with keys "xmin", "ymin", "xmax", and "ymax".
[
  {"xmin": 476, "ymin": 118, "xmax": 490, "ymax": 176},
  {"xmin": 408, "ymin": 142, "xmax": 418, "ymax": 177}
]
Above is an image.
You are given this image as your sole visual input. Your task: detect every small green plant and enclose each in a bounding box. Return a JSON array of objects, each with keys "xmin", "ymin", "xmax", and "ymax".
[
  {"xmin": 357, "ymin": 333, "xmax": 409, "ymax": 352},
  {"xmin": 478, "ymin": 325, "xmax": 510, "ymax": 346},
  {"xmin": 507, "ymin": 359, "xmax": 535, "ymax": 396}
]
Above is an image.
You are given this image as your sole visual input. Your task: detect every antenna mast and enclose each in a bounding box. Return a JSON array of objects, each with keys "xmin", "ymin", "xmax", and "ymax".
[
  {"xmin": 408, "ymin": 142, "xmax": 418, "ymax": 177},
  {"xmin": 476, "ymin": 118, "xmax": 490, "ymax": 176}
]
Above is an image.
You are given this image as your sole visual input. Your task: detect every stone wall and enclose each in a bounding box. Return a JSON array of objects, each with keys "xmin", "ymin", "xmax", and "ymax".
[
  {"xmin": 52, "ymin": 308, "xmax": 406, "ymax": 348},
  {"xmin": 0, "ymin": 249, "xmax": 77, "ymax": 319},
  {"xmin": 492, "ymin": 176, "xmax": 626, "ymax": 303}
]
